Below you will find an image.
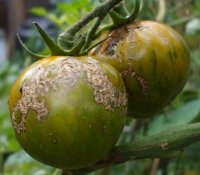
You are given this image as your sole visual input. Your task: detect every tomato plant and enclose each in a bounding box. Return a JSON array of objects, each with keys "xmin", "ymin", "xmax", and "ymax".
[
  {"xmin": 90, "ymin": 21, "xmax": 191, "ymax": 118},
  {"xmin": 7, "ymin": 0, "xmax": 194, "ymax": 174},
  {"xmin": 8, "ymin": 56, "xmax": 127, "ymax": 169}
]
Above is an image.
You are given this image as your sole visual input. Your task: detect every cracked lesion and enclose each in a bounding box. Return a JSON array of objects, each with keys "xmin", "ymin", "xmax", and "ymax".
[
  {"xmin": 92, "ymin": 26, "xmax": 129, "ymax": 57},
  {"xmin": 12, "ymin": 68, "xmax": 52, "ymax": 133},
  {"xmin": 12, "ymin": 57, "xmax": 127, "ymax": 134},
  {"xmin": 121, "ymin": 65, "xmax": 148, "ymax": 97},
  {"xmin": 84, "ymin": 58, "xmax": 127, "ymax": 112}
]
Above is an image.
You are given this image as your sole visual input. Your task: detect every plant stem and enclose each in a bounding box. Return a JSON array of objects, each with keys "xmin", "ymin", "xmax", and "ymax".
[
  {"xmin": 58, "ymin": 0, "xmax": 122, "ymax": 50},
  {"xmin": 96, "ymin": 0, "xmax": 141, "ymax": 37},
  {"xmin": 66, "ymin": 0, "xmax": 122, "ymax": 35},
  {"xmin": 70, "ymin": 123, "xmax": 200, "ymax": 174},
  {"xmin": 82, "ymin": 17, "xmax": 104, "ymax": 51},
  {"xmin": 155, "ymin": 0, "xmax": 166, "ymax": 22}
]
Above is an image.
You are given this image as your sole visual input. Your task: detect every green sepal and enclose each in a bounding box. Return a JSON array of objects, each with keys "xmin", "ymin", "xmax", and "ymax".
[
  {"xmin": 112, "ymin": 2, "xmax": 128, "ymax": 16},
  {"xmin": 33, "ymin": 22, "xmax": 68, "ymax": 56},
  {"xmin": 67, "ymin": 35, "xmax": 86, "ymax": 56},
  {"xmin": 95, "ymin": 24, "xmax": 115, "ymax": 39},
  {"xmin": 80, "ymin": 36, "xmax": 111, "ymax": 55},
  {"xmin": 17, "ymin": 34, "xmax": 49, "ymax": 59},
  {"xmin": 80, "ymin": 36, "xmax": 111, "ymax": 56},
  {"xmin": 99, "ymin": 0, "xmax": 142, "ymax": 34},
  {"xmin": 109, "ymin": 10, "xmax": 126, "ymax": 25},
  {"xmin": 125, "ymin": 0, "xmax": 142, "ymax": 23}
]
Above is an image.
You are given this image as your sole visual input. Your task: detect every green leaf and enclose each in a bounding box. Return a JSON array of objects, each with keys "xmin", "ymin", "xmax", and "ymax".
[
  {"xmin": 30, "ymin": 7, "xmax": 47, "ymax": 16},
  {"xmin": 147, "ymin": 99, "xmax": 200, "ymax": 135}
]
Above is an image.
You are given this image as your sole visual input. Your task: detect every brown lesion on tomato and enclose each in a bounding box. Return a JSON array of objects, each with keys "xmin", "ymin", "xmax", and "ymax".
[
  {"xmin": 60, "ymin": 57, "xmax": 127, "ymax": 111},
  {"xmin": 92, "ymin": 26, "xmax": 129, "ymax": 57},
  {"xmin": 11, "ymin": 65, "xmax": 55, "ymax": 134},
  {"xmin": 12, "ymin": 77, "xmax": 49, "ymax": 133},
  {"xmin": 12, "ymin": 57, "xmax": 127, "ymax": 134},
  {"xmin": 19, "ymin": 87, "xmax": 23, "ymax": 93},
  {"xmin": 121, "ymin": 65, "xmax": 148, "ymax": 97},
  {"xmin": 83, "ymin": 58, "xmax": 127, "ymax": 111},
  {"xmin": 11, "ymin": 108, "xmax": 26, "ymax": 133}
]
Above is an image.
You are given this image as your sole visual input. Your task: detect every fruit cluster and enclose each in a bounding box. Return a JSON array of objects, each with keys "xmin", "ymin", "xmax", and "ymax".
[{"xmin": 8, "ymin": 0, "xmax": 190, "ymax": 171}]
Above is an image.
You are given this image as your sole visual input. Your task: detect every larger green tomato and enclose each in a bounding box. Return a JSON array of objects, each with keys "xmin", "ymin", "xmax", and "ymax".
[
  {"xmin": 90, "ymin": 21, "xmax": 190, "ymax": 118},
  {"xmin": 8, "ymin": 56, "xmax": 127, "ymax": 169}
]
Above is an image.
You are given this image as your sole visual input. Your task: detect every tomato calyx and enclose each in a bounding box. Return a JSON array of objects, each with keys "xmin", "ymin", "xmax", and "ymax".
[
  {"xmin": 17, "ymin": 0, "xmax": 123, "ymax": 58},
  {"xmin": 96, "ymin": 0, "xmax": 142, "ymax": 37},
  {"xmin": 17, "ymin": 0, "xmax": 142, "ymax": 59},
  {"xmin": 17, "ymin": 23, "xmax": 87, "ymax": 59}
]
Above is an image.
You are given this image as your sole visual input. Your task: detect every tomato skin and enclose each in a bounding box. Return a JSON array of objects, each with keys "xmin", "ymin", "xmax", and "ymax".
[
  {"xmin": 90, "ymin": 21, "xmax": 190, "ymax": 118},
  {"xmin": 8, "ymin": 56, "xmax": 127, "ymax": 169}
]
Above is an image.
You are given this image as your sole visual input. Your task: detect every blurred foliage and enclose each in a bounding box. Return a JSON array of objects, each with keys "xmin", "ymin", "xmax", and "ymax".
[
  {"xmin": 1, "ymin": 0, "xmax": 200, "ymax": 174},
  {"xmin": 30, "ymin": 0, "xmax": 95, "ymax": 30},
  {"xmin": 3, "ymin": 151, "xmax": 54, "ymax": 175}
]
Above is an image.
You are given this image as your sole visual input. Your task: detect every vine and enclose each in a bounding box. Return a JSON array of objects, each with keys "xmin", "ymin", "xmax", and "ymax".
[
  {"xmin": 18, "ymin": 0, "xmax": 142, "ymax": 57},
  {"xmin": 57, "ymin": 123, "xmax": 200, "ymax": 175}
]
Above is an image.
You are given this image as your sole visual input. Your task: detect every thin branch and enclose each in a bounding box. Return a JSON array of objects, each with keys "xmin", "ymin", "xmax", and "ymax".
[
  {"xmin": 69, "ymin": 123, "xmax": 200, "ymax": 174},
  {"xmin": 155, "ymin": 0, "xmax": 166, "ymax": 22},
  {"xmin": 82, "ymin": 17, "xmax": 104, "ymax": 51},
  {"xmin": 65, "ymin": 0, "xmax": 122, "ymax": 35},
  {"xmin": 58, "ymin": 0, "xmax": 123, "ymax": 50}
]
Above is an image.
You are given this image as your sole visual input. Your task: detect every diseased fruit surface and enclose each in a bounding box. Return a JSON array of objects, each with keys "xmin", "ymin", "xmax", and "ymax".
[
  {"xmin": 90, "ymin": 21, "xmax": 190, "ymax": 118},
  {"xmin": 8, "ymin": 56, "xmax": 127, "ymax": 169}
]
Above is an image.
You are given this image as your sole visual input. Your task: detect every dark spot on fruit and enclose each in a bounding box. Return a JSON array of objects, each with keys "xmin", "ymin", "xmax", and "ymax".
[
  {"xmin": 106, "ymin": 40, "xmax": 117, "ymax": 55},
  {"xmin": 20, "ymin": 87, "xmax": 23, "ymax": 93},
  {"xmin": 121, "ymin": 66, "xmax": 148, "ymax": 97}
]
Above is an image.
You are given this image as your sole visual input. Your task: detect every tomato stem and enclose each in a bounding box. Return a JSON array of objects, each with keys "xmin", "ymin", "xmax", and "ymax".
[
  {"xmin": 62, "ymin": 123, "xmax": 200, "ymax": 174},
  {"xmin": 57, "ymin": 0, "xmax": 123, "ymax": 51},
  {"xmin": 18, "ymin": 23, "xmax": 87, "ymax": 58},
  {"xmin": 126, "ymin": 0, "xmax": 142, "ymax": 23},
  {"xmin": 95, "ymin": 0, "xmax": 142, "ymax": 37},
  {"xmin": 113, "ymin": 2, "xmax": 128, "ymax": 16},
  {"xmin": 18, "ymin": 0, "xmax": 142, "ymax": 58},
  {"xmin": 81, "ymin": 17, "xmax": 104, "ymax": 51},
  {"xmin": 80, "ymin": 36, "xmax": 111, "ymax": 56}
]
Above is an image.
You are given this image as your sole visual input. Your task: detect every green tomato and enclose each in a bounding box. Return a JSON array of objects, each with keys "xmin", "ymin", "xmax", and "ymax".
[
  {"xmin": 8, "ymin": 56, "xmax": 127, "ymax": 169},
  {"xmin": 90, "ymin": 21, "xmax": 190, "ymax": 118}
]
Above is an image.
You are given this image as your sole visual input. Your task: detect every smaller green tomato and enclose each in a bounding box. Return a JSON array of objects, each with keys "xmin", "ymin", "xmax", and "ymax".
[
  {"xmin": 90, "ymin": 21, "xmax": 190, "ymax": 118},
  {"xmin": 8, "ymin": 56, "xmax": 127, "ymax": 169}
]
